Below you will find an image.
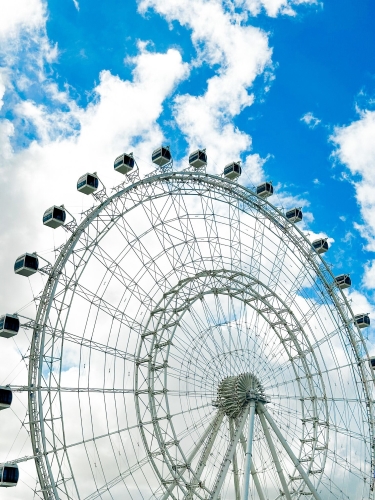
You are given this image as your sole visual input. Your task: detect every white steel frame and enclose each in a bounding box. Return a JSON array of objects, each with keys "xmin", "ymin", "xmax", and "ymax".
[{"xmin": 5, "ymin": 170, "xmax": 375, "ymax": 500}]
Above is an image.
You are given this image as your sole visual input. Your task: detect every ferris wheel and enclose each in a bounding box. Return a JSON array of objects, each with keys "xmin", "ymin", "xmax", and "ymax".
[{"xmin": 1, "ymin": 145, "xmax": 375, "ymax": 500}]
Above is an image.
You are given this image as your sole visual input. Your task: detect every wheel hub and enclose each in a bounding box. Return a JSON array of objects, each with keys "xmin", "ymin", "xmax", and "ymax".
[{"xmin": 216, "ymin": 373, "xmax": 266, "ymax": 418}]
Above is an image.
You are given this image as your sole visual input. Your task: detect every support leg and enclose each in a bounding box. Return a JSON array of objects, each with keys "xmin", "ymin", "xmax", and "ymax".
[
  {"xmin": 162, "ymin": 412, "xmax": 223, "ymax": 500},
  {"xmin": 258, "ymin": 410, "xmax": 292, "ymax": 500},
  {"xmin": 229, "ymin": 419, "xmax": 241, "ymax": 500},
  {"xmin": 185, "ymin": 411, "xmax": 225, "ymax": 499},
  {"xmin": 242, "ymin": 401, "xmax": 256, "ymax": 500},
  {"xmin": 211, "ymin": 407, "xmax": 249, "ymax": 500},
  {"xmin": 239, "ymin": 432, "xmax": 266, "ymax": 500},
  {"xmin": 259, "ymin": 404, "xmax": 322, "ymax": 500}
]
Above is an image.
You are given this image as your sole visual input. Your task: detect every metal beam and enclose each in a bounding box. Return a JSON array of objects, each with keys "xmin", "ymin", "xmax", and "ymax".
[
  {"xmin": 229, "ymin": 419, "xmax": 241, "ymax": 500},
  {"xmin": 259, "ymin": 404, "xmax": 323, "ymax": 500},
  {"xmin": 258, "ymin": 410, "xmax": 292, "ymax": 500},
  {"xmin": 242, "ymin": 401, "xmax": 256, "ymax": 500},
  {"xmin": 239, "ymin": 431, "xmax": 266, "ymax": 500},
  {"xmin": 161, "ymin": 413, "xmax": 222, "ymax": 500},
  {"xmin": 185, "ymin": 411, "xmax": 225, "ymax": 499},
  {"xmin": 211, "ymin": 407, "xmax": 249, "ymax": 500}
]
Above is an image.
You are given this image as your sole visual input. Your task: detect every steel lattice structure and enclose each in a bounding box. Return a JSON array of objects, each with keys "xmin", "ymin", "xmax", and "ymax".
[{"xmin": 5, "ymin": 168, "xmax": 375, "ymax": 499}]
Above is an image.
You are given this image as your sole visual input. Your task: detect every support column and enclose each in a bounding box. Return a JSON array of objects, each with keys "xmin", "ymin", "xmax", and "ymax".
[
  {"xmin": 259, "ymin": 404, "xmax": 322, "ymax": 500},
  {"xmin": 186, "ymin": 411, "xmax": 225, "ymax": 499},
  {"xmin": 229, "ymin": 419, "xmax": 241, "ymax": 500},
  {"xmin": 211, "ymin": 407, "xmax": 249, "ymax": 500},
  {"xmin": 258, "ymin": 410, "xmax": 292, "ymax": 500},
  {"xmin": 162, "ymin": 412, "xmax": 223, "ymax": 500},
  {"xmin": 239, "ymin": 431, "xmax": 266, "ymax": 500},
  {"xmin": 242, "ymin": 401, "xmax": 256, "ymax": 500}
]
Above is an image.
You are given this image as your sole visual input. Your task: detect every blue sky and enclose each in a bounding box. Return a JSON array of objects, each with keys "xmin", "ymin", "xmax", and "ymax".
[
  {"xmin": 0, "ymin": 0, "xmax": 375, "ymax": 347},
  {"xmin": 6, "ymin": 0, "xmax": 373, "ymax": 295},
  {"xmin": 1, "ymin": 1, "xmax": 375, "ymax": 496},
  {"xmin": 0, "ymin": 3, "xmax": 374, "ymax": 342}
]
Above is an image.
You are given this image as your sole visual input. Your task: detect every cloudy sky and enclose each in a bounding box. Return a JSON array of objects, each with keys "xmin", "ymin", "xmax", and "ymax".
[{"xmin": 1, "ymin": 0, "xmax": 375, "ymax": 497}]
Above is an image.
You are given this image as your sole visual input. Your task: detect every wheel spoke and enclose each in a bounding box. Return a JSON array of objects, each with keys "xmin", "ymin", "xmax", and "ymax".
[
  {"xmin": 258, "ymin": 408, "xmax": 292, "ymax": 500},
  {"xmin": 259, "ymin": 403, "xmax": 323, "ymax": 500},
  {"xmin": 211, "ymin": 407, "xmax": 249, "ymax": 500}
]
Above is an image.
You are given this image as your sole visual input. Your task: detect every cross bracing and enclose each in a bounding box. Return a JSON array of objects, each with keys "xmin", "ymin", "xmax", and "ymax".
[{"xmin": 6, "ymin": 170, "xmax": 373, "ymax": 500}]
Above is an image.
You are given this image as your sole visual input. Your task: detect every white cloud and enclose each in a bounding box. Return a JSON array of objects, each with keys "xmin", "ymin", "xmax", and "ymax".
[
  {"xmin": 331, "ymin": 110, "xmax": 375, "ymax": 329},
  {"xmin": 332, "ymin": 110, "xmax": 375, "ymax": 251},
  {"xmin": 139, "ymin": 0, "xmax": 273, "ymax": 177},
  {"xmin": 0, "ymin": 0, "xmax": 46, "ymax": 41},
  {"xmin": 235, "ymin": 0, "xmax": 317, "ymax": 17},
  {"xmin": 363, "ymin": 261, "xmax": 375, "ymax": 291},
  {"xmin": 301, "ymin": 111, "xmax": 321, "ymax": 128},
  {"xmin": 0, "ymin": 42, "xmax": 189, "ymax": 307},
  {"xmin": 72, "ymin": 0, "xmax": 80, "ymax": 11}
]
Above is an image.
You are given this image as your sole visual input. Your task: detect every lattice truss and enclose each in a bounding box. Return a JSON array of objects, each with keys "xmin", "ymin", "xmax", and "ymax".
[{"xmin": 5, "ymin": 172, "xmax": 375, "ymax": 500}]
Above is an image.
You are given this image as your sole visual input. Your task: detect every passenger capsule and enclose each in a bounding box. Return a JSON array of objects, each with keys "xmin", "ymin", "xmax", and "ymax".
[
  {"xmin": 368, "ymin": 356, "xmax": 375, "ymax": 370},
  {"xmin": 257, "ymin": 182, "xmax": 273, "ymax": 199},
  {"xmin": 0, "ymin": 463, "xmax": 19, "ymax": 487},
  {"xmin": 77, "ymin": 173, "xmax": 99, "ymax": 195},
  {"xmin": 114, "ymin": 153, "xmax": 135, "ymax": 175},
  {"xmin": 312, "ymin": 238, "xmax": 329, "ymax": 254},
  {"xmin": 354, "ymin": 313, "xmax": 370, "ymax": 329},
  {"xmin": 0, "ymin": 314, "xmax": 20, "ymax": 339},
  {"xmin": 335, "ymin": 274, "xmax": 351, "ymax": 290},
  {"xmin": 286, "ymin": 208, "xmax": 303, "ymax": 223},
  {"xmin": 223, "ymin": 162, "xmax": 241, "ymax": 180},
  {"xmin": 14, "ymin": 253, "xmax": 39, "ymax": 277},
  {"xmin": 0, "ymin": 387, "xmax": 12, "ymax": 410},
  {"xmin": 152, "ymin": 146, "xmax": 171, "ymax": 167},
  {"xmin": 43, "ymin": 205, "xmax": 66, "ymax": 229},
  {"xmin": 189, "ymin": 149, "xmax": 207, "ymax": 168}
]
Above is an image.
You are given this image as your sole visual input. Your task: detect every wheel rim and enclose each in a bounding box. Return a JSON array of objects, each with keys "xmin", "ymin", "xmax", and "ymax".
[{"xmin": 28, "ymin": 172, "xmax": 375, "ymax": 499}]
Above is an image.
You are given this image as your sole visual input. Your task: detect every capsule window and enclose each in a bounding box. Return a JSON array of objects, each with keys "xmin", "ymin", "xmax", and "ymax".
[
  {"xmin": 354, "ymin": 314, "xmax": 371, "ymax": 328},
  {"xmin": 0, "ymin": 314, "xmax": 20, "ymax": 338},
  {"xmin": 0, "ymin": 464, "xmax": 19, "ymax": 486},
  {"xmin": 43, "ymin": 206, "xmax": 66, "ymax": 228},
  {"xmin": 0, "ymin": 388, "xmax": 12, "ymax": 410},
  {"xmin": 286, "ymin": 208, "xmax": 303, "ymax": 223},
  {"xmin": 87, "ymin": 175, "xmax": 98, "ymax": 188},
  {"xmin": 223, "ymin": 162, "xmax": 242, "ymax": 180},
  {"xmin": 14, "ymin": 253, "xmax": 39, "ymax": 277},
  {"xmin": 189, "ymin": 149, "xmax": 207, "ymax": 168},
  {"xmin": 77, "ymin": 173, "xmax": 99, "ymax": 195},
  {"xmin": 335, "ymin": 274, "xmax": 351, "ymax": 289},
  {"xmin": 256, "ymin": 182, "xmax": 273, "ymax": 199},
  {"xmin": 312, "ymin": 239, "xmax": 329, "ymax": 254},
  {"xmin": 152, "ymin": 146, "xmax": 172, "ymax": 167},
  {"xmin": 114, "ymin": 153, "xmax": 135, "ymax": 174}
]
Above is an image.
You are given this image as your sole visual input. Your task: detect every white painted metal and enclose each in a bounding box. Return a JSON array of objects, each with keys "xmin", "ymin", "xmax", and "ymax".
[
  {"xmin": 260, "ymin": 404, "xmax": 323, "ymax": 500},
  {"xmin": 229, "ymin": 418, "xmax": 241, "ymax": 500},
  {"xmin": 211, "ymin": 408, "xmax": 249, "ymax": 500},
  {"xmin": 239, "ymin": 431, "xmax": 266, "ymax": 500},
  {"xmin": 162, "ymin": 413, "xmax": 222, "ymax": 500},
  {"xmin": 8, "ymin": 169, "xmax": 373, "ymax": 499},
  {"xmin": 258, "ymin": 410, "xmax": 292, "ymax": 500},
  {"xmin": 242, "ymin": 401, "xmax": 256, "ymax": 500}
]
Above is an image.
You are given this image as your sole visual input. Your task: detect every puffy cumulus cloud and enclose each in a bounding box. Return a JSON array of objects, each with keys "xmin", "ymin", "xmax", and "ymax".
[
  {"xmin": 301, "ymin": 111, "xmax": 321, "ymax": 128},
  {"xmin": 139, "ymin": 0, "xmax": 272, "ymax": 176},
  {"xmin": 234, "ymin": 0, "xmax": 318, "ymax": 17},
  {"xmin": 0, "ymin": 38, "xmax": 188, "ymax": 500},
  {"xmin": 363, "ymin": 261, "xmax": 375, "ymax": 291},
  {"xmin": 0, "ymin": 43, "xmax": 189, "ymax": 313},
  {"xmin": 331, "ymin": 110, "xmax": 375, "ymax": 348},
  {"xmin": 332, "ymin": 110, "xmax": 375, "ymax": 249},
  {"xmin": 0, "ymin": 0, "xmax": 46, "ymax": 41},
  {"xmin": 331, "ymin": 111, "xmax": 375, "ymax": 298}
]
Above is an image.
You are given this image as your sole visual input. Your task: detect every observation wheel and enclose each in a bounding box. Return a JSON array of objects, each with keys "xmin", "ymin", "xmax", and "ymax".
[{"xmin": 3, "ymin": 152, "xmax": 375, "ymax": 500}]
